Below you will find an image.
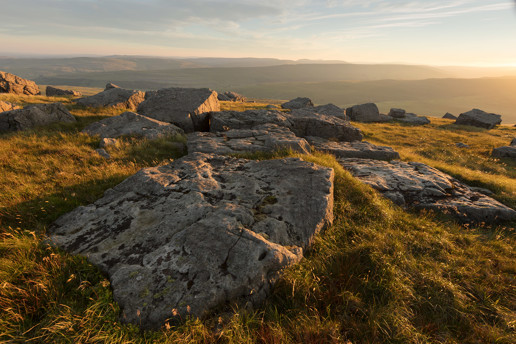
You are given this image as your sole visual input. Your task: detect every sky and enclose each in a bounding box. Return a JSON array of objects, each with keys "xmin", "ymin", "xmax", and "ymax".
[{"xmin": 1, "ymin": 0, "xmax": 516, "ymax": 66}]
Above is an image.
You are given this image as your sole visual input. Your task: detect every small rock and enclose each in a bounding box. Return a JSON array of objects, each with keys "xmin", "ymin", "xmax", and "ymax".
[
  {"xmin": 293, "ymin": 103, "xmax": 346, "ymax": 120},
  {"xmin": 46, "ymin": 86, "xmax": 82, "ymax": 97},
  {"xmin": 443, "ymin": 113, "xmax": 457, "ymax": 120},
  {"xmin": 96, "ymin": 148, "xmax": 111, "ymax": 159},
  {"xmin": 388, "ymin": 108, "xmax": 406, "ymax": 118},
  {"xmin": 105, "ymin": 82, "xmax": 120, "ymax": 90},
  {"xmin": 100, "ymin": 138, "xmax": 118, "ymax": 148},
  {"xmin": 455, "ymin": 142, "xmax": 469, "ymax": 148},
  {"xmin": 281, "ymin": 97, "xmax": 314, "ymax": 110},
  {"xmin": 218, "ymin": 91, "xmax": 246, "ymax": 102},
  {"xmin": 455, "ymin": 109, "xmax": 502, "ymax": 129},
  {"xmin": 77, "ymin": 88, "xmax": 145, "ymax": 111},
  {"xmin": 346, "ymin": 103, "xmax": 384, "ymax": 123},
  {"xmin": 397, "ymin": 113, "xmax": 430, "ymax": 125}
]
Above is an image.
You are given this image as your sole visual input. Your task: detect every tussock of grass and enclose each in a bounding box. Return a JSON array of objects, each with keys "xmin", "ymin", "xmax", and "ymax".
[{"xmin": 0, "ymin": 96, "xmax": 515, "ymax": 343}]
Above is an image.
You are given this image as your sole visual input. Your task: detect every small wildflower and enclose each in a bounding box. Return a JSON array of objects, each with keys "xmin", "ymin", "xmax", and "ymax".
[
  {"xmin": 171, "ymin": 308, "xmax": 178, "ymax": 316},
  {"xmin": 137, "ymin": 309, "xmax": 141, "ymax": 317},
  {"xmin": 186, "ymin": 305, "xmax": 191, "ymax": 313}
]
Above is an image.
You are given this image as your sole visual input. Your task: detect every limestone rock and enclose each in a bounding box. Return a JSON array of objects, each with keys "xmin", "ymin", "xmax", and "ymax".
[
  {"xmin": 307, "ymin": 137, "xmax": 399, "ymax": 160},
  {"xmin": 100, "ymin": 138, "xmax": 118, "ymax": 148},
  {"xmin": 0, "ymin": 103, "xmax": 75, "ymax": 133},
  {"xmin": 292, "ymin": 103, "xmax": 346, "ymax": 120},
  {"xmin": 287, "ymin": 110, "xmax": 363, "ymax": 142},
  {"xmin": 137, "ymin": 87, "xmax": 220, "ymax": 132},
  {"xmin": 281, "ymin": 97, "xmax": 314, "ymax": 110},
  {"xmin": 77, "ymin": 88, "xmax": 145, "ymax": 111},
  {"xmin": 210, "ymin": 110, "xmax": 292, "ymax": 132},
  {"xmin": 492, "ymin": 146, "xmax": 516, "ymax": 159},
  {"xmin": 96, "ymin": 148, "xmax": 111, "ymax": 159},
  {"xmin": 443, "ymin": 113, "xmax": 457, "ymax": 120},
  {"xmin": 339, "ymin": 158, "xmax": 516, "ymax": 224},
  {"xmin": 188, "ymin": 124, "xmax": 311, "ymax": 155},
  {"xmin": 0, "ymin": 71, "xmax": 40, "ymax": 95},
  {"xmin": 397, "ymin": 113, "xmax": 430, "ymax": 125},
  {"xmin": 105, "ymin": 82, "xmax": 120, "ymax": 90},
  {"xmin": 82, "ymin": 111, "xmax": 184, "ymax": 140},
  {"xmin": 346, "ymin": 103, "xmax": 384, "ymax": 123},
  {"xmin": 455, "ymin": 109, "xmax": 502, "ymax": 129},
  {"xmin": 49, "ymin": 153, "xmax": 334, "ymax": 329},
  {"xmin": 218, "ymin": 91, "xmax": 247, "ymax": 102},
  {"xmin": 46, "ymin": 86, "xmax": 82, "ymax": 97},
  {"xmin": 0, "ymin": 100, "xmax": 20, "ymax": 112},
  {"xmin": 388, "ymin": 108, "xmax": 406, "ymax": 118}
]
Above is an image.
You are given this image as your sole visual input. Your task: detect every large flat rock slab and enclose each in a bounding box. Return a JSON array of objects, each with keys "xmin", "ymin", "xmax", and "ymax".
[
  {"xmin": 0, "ymin": 102, "xmax": 76, "ymax": 133},
  {"xmin": 82, "ymin": 111, "xmax": 184, "ymax": 139},
  {"xmin": 339, "ymin": 158, "xmax": 516, "ymax": 224},
  {"xmin": 77, "ymin": 88, "xmax": 145, "ymax": 111},
  {"xmin": 188, "ymin": 124, "xmax": 310, "ymax": 155},
  {"xmin": 210, "ymin": 110, "xmax": 292, "ymax": 132},
  {"xmin": 138, "ymin": 87, "xmax": 220, "ymax": 133},
  {"xmin": 455, "ymin": 109, "xmax": 502, "ymax": 129},
  {"xmin": 50, "ymin": 153, "xmax": 334, "ymax": 329},
  {"xmin": 307, "ymin": 137, "xmax": 399, "ymax": 160},
  {"xmin": 0, "ymin": 71, "xmax": 40, "ymax": 95}
]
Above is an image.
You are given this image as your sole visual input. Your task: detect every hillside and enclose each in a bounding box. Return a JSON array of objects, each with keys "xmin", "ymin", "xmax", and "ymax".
[{"xmin": 0, "ymin": 92, "xmax": 515, "ymax": 343}]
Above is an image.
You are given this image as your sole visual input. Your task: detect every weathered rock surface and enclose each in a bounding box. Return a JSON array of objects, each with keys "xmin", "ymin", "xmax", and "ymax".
[
  {"xmin": 339, "ymin": 158, "xmax": 516, "ymax": 224},
  {"xmin": 288, "ymin": 110, "xmax": 363, "ymax": 142},
  {"xmin": 388, "ymin": 108, "xmax": 406, "ymax": 118},
  {"xmin": 455, "ymin": 109, "xmax": 502, "ymax": 129},
  {"xmin": 346, "ymin": 103, "xmax": 385, "ymax": 123},
  {"xmin": 105, "ymin": 82, "xmax": 120, "ymax": 90},
  {"xmin": 82, "ymin": 111, "xmax": 184, "ymax": 139},
  {"xmin": 292, "ymin": 103, "xmax": 346, "ymax": 120},
  {"xmin": 307, "ymin": 137, "xmax": 399, "ymax": 160},
  {"xmin": 188, "ymin": 124, "xmax": 310, "ymax": 155},
  {"xmin": 218, "ymin": 91, "xmax": 247, "ymax": 102},
  {"xmin": 50, "ymin": 153, "xmax": 334, "ymax": 329},
  {"xmin": 443, "ymin": 113, "xmax": 457, "ymax": 120},
  {"xmin": 0, "ymin": 103, "xmax": 75, "ymax": 133},
  {"xmin": 0, "ymin": 100, "xmax": 20, "ymax": 112},
  {"xmin": 455, "ymin": 142, "xmax": 469, "ymax": 149},
  {"xmin": 510, "ymin": 138, "xmax": 516, "ymax": 146},
  {"xmin": 210, "ymin": 110, "xmax": 292, "ymax": 132},
  {"xmin": 77, "ymin": 88, "xmax": 145, "ymax": 111},
  {"xmin": 0, "ymin": 71, "xmax": 40, "ymax": 95},
  {"xmin": 492, "ymin": 146, "xmax": 516, "ymax": 159},
  {"xmin": 138, "ymin": 87, "xmax": 220, "ymax": 132},
  {"xmin": 396, "ymin": 113, "xmax": 430, "ymax": 125},
  {"xmin": 281, "ymin": 97, "xmax": 314, "ymax": 110},
  {"xmin": 46, "ymin": 86, "xmax": 82, "ymax": 97}
]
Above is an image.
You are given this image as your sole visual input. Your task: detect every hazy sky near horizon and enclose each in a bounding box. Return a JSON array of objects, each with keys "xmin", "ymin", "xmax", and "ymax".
[{"xmin": 1, "ymin": 0, "xmax": 516, "ymax": 66}]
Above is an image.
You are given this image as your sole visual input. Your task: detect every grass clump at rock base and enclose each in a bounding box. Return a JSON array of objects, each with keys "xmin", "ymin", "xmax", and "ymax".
[{"xmin": 0, "ymin": 96, "xmax": 515, "ymax": 343}]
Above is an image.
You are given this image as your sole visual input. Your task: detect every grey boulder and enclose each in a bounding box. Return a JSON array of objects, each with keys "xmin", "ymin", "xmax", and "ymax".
[
  {"xmin": 396, "ymin": 113, "xmax": 430, "ymax": 125},
  {"xmin": 77, "ymin": 88, "xmax": 145, "ymax": 111},
  {"xmin": 46, "ymin": 86, "xmax": 82, "ymax": 97},
  {"xmin": 455, "ymin": 109, "xmax": 502, "ymax": 129},
  {"xmin": 82, "ymin": 111, "xmax": 184, "ymax": 140},
  {"xmin": 137, "ymin": 87, "xmax": 220, "ymax": 132},
  {"xmin": 210, "ymin": 110, "xmax": 292, "ymax": 132},
  {"xmin": 105, "ymin": 82, "xmax": 120, "ymax": 90},
  {"xmin": 0, "ymin": 71, "xmax": 40, "ymax": 95},
  {"xmin": 49, "ymin": 153, "xmax": 334, "ymax": 329},
  {"xmin": 218, "ymin": 91, "xmax": 247, "ymax": 102},
  {"xmin": 188, "ymin": 124, "xmax": 311, "ymax": 155},
  {"xmin": 307, "ymin": 137, "xmax": 399, "ymax": 160},
  {"xmin": 443, "ymin": 113, "xmax": 457, "ymax": 120},
  {"xmin": 492, "ymin": 146, "xmax": 516, "ymax": 159},
  {"xmin": 339, "ymin": 158, "xmax": 516, "ymax": 224},
  {"xmin": 281, "ymin": 97, "xmax": 314, "ymax": 110},
  {"xmin": 388, "ymin": 108, "xmax": 406, "ymax": 118},
  {"xmin": 346, "ymin": 103, "xmax": 385, "ymax": 123},
  {"xmin": 0, "ymin": 103, "xmax": 76, "ymax": 133},
  {"xmin": 292, "ymin": 103, "xmax": 346, "ymax": 120},
  {"xmin": 287, "ymin": 110, "xmax": 363, "ymax": 142}
]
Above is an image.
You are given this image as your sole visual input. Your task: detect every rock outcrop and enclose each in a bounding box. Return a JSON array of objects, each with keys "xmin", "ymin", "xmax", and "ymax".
[
  {"xmin": 0, "ymin": 71, "xmax": 40, "ymax": 95},
  {"xmin": 50, "ymin": 153, "xmax": 334, "ymax": 329},
  {"xmin": 443, "ymin": 113, "xmax": 457, "ymax": 120},
  {"xmin": 281, "ymin": 97, "xmax": 314, "ymax": 110},
  {"xmin": 292, "ymin": 103, "xmax": 346, "ymax": 120},
  {"xmin": 138, "ymin": 87, "xmax": 220, "ymax": 132},
  {"xmin": 188, "ymin": 124, "xmax": 311, "ymax": 155},
  {"xmin": 396, "ymin": 113, "xmax": 430, "ymax": 125},
  {"xmin": 388, "ymin": 108, "xmax": 406, "ymax": 118},
  {"xmin": 339, "ymin": 158, "xmax": 516, "ymax": 224},
  {"xmin": 307, "ymin": 137, "xmax": 399, "ymax": 160},
  {"xmin": 0, "ymin": 100, "xmax": 20, "ymax": 112},
  {"xmin": 210, "ymin": 110, "xmax": 292, "ymax": 132},
  {"xmin": 46, "ymin": 86, "xmax": 82, "ymax": 97},
  {"xmin": 82, "ymin": 111, "xmax": 184, "ymax": 139},
  {"xmin": 105, "ymin": 82, "xmax": 120, "ymax": 90},
  {"xmin": 346, "ymin": 103, "xmax": 390, "ymax": 123},
  {"xmin": 217, "ymin": 91, "xmax": 247, "ymax": 102},
  {"xmin": 0, "ymin": 103, "xmax": 75, "ymax": 133},
  {"xmin": 455, "ymin": 109, "xmax": 502, "ymax": 129},
  {"xmin": 77, "ymin": 88, "xmax": 145, "ymax": 111}
]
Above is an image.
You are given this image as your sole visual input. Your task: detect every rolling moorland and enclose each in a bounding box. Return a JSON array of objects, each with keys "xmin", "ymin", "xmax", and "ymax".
[
  {"xmin": 0, "ymin": 88, "xmax": 515, "ymax": 343},
  {"xmin": 2, "ymin": 56, "xmax": 516, "ymax": 124}
]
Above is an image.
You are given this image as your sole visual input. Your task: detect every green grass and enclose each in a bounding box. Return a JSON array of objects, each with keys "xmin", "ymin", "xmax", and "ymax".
[{"xmin": 0, "ymin": 96, "xmax": 515, "ymax": 343}]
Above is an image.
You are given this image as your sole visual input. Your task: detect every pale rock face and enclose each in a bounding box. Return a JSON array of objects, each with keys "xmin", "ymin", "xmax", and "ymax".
[
  {"xmin": 77, "ymin": 88, "xmax": 145, "ymax": 111},
  {"xmin": 0, "ymin": 102, "xmax": 75, "ymax": 133},
  {"xmin": 455, "ymin": 109, "xmax": 502, "ymax": 129},
  {"xmin": 306, "ymin": 137, "xmax": 399, "ymax": 160},
  {"xmin": 187, "ymin": 124, "xmax": 311, "ymax": 155},
  {"xmin": 49, "ymin": 153, "xmax": 334, "ymax": 329},
  {"xmin": 0, "ymin": 71, "xmax": 40, "ymax": 95},
  {"xmin": 137, "ymin": 87, "xmax": 220, "ymax": 132},
  {"xmin": 281, "ymin": 97, "xmax": 314, "ymax": 110},
  {"xmin": 82, "ymin": 111, "xmax": 184, "ymax": 139},
  {"xmin": 339, "ymin": 158, "xmax": 516, "ymax": 223},
  {"xmin": 0, "ymin": 100, "xmax": 21, "ymax": 112}
]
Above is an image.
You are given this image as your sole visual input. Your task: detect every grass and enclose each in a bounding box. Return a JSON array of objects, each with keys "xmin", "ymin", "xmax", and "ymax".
[{"xmin": 0, "ymin": 95, "xmax": 515, "ymax": 343}]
